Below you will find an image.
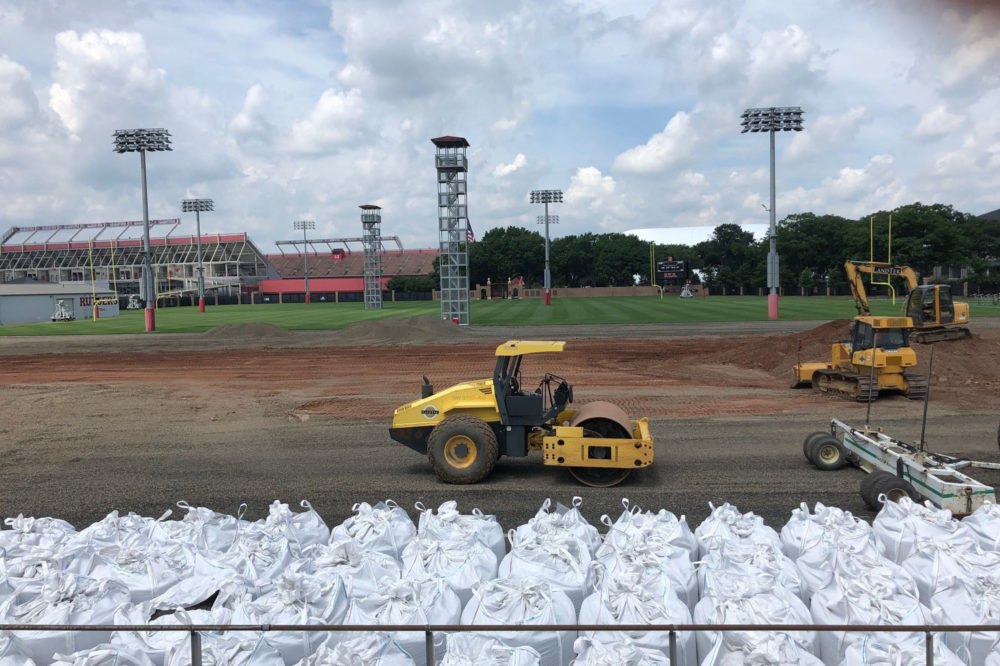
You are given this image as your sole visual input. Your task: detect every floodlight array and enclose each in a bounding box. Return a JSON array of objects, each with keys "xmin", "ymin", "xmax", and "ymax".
[
  {"xmin": 112, "ymin": 128, "xmax": 172, "ymax": 153},
  {"xmin": 537, "ymin": 215, "xmax": 559, "ymax": 224},
  {"xmin": 530, "ymin": 189, "xmax": 563, "ymax": 204},
  {"xmin": 740, "ymin": 107, "xmax": 804, "ymax": 133},
  {"xmin": 293, "ymin": 220, "xmax": 316, "ymax": 231},
  {"xmin": 182, "ymin": 198, "xmax": 214, "ymax": 212}
]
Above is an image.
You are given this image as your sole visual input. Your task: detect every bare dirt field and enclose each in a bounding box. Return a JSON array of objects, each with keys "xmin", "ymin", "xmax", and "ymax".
[{"xmin": 2, "ymin": 317, "xmax": 998, "ymax": 533}]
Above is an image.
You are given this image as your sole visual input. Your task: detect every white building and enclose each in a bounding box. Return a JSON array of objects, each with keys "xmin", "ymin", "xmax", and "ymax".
[{"xmin": 0, "ymin": 282, "xmax": 119, "ymax": 325}]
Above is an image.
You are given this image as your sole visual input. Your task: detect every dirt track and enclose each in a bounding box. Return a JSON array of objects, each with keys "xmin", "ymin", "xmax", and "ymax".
[{"xmin": 1, "ymin": 317, "xmax": 998, "ymax": 532}]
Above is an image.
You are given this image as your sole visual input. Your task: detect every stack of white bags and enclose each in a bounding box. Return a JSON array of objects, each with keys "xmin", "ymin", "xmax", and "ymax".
[{"xmin": 2, "ymin": 496, "xmax": 999, "ymax": 665}]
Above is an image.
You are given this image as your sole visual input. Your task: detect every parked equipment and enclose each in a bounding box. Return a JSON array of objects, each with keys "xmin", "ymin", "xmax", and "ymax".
[
  {"xmin": 791, "ymin": 315, "xmax": 927, "ymax": 402},
  {"xmin": 845, "ymin": 260, "xmax": 971, "ymax": 343},
  {"xmin": 389, "ymin": 340, "xmax": 654, "ymax": 487},
  {"xmin": 50, "ymin": 299, "xmax": 75, "ymax": 322}
]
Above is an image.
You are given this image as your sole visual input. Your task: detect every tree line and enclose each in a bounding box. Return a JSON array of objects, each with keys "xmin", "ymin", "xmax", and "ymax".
[{"xmin": 386, "ymin": 203, "xmax": 1000, "ymax": 293}]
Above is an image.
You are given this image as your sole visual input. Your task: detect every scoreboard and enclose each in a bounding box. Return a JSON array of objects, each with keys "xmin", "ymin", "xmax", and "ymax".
[{"xmin": 656, "ymin": 259, "xmax": 687, "ymax": 283}]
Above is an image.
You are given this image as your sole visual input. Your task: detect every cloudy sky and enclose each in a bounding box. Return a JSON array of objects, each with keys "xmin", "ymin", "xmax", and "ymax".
[{"xmin": 1, "ymin": 0, "xmax": 998, "ymax": 252}]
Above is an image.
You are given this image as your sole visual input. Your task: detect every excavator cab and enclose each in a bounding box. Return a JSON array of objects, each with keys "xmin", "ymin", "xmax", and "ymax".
[{"xmin": 906, "ymin": 284, "xmax": 957, "ymax": 327}]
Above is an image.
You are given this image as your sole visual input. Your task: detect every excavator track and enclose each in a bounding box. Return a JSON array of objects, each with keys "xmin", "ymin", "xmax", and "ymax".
[
  {"xmin": 811, "ymin": 370, "xmax": 878, "ymax": 402},
  {"xmin": 904, "ymin": 373, "xmax": 928, "ymax": 401},
  {"xmin": 911, "ymin": 327, "xmax": 972, "ymax": 345}
]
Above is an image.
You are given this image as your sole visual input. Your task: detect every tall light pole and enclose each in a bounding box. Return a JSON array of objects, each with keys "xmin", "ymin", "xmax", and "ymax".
[
  {"xmin": 530, "ymin": 190, "xmax": 562, "ymax": 306},
  {"xmin": 181, "ymin": 198, "xmax": 213, "ymax": 312},
  {"xmin": 293, "ymin": 220, "xmax": 315, "ymax": 303},
  {"xmin": 740, "ymin": 107, "xmax": 803, "ymax": 320},
  {"xmin": 113, "ymin": 128, "xmax": 172, "ymax": 332}
]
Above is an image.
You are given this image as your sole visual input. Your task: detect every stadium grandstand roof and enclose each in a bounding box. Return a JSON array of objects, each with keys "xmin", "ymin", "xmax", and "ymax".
[{"xmin": 2, "ymin": 219, "xmax": 181, "ymax": 246}]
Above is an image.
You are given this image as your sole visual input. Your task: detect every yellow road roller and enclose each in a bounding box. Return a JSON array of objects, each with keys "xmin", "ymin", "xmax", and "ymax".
[{"xmin": 389, "ymin": 340, "xmax": 654, "ymax": 487}]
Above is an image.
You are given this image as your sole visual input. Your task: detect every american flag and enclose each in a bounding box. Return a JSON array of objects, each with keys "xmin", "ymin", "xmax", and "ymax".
[{"xmin": 466, "ymin": 222, "xmax": 475, "ymax": 243}]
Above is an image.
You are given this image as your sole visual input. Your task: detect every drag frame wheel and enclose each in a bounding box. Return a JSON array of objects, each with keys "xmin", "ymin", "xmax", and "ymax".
[
  {"xmin": 427, "ymin": 414, "xmax": 498, "ymax": 484},
  {"xmin": 808, "ymin": 435, "xmax": 848, "ymax": 471},
  {"xmin": 862, "ymin": 470, "xmax": 917, "ymax": 510},
  {"xmin": 802, "ymin": 431, "xmax": 830, "ymax": 460}
]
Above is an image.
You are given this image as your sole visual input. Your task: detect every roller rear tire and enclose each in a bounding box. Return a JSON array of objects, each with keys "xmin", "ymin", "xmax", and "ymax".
[{"xmin": 427, "ymin": 415, "xmax": 498, "ymax": 484}]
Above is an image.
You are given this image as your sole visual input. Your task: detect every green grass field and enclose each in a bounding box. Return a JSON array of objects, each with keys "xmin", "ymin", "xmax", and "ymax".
[{"xmin": 1, "ymin": 296, "xmax": 997, "ymax": 336}]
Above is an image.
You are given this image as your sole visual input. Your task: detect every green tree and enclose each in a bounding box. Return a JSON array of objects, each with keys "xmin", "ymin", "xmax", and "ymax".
[
  {"xmin": 696, "ymin": 224, "xmax": 763, "ymax": 292},
  {"xmin": 468, "ymin": 226, "xmax": 544, "ymax": 286}
]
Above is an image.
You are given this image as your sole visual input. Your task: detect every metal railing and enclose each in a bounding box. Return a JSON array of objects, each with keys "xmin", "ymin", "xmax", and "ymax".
[{"xmin": 3, "ymin": 622, "xmax": 1000, "ymax": 665}]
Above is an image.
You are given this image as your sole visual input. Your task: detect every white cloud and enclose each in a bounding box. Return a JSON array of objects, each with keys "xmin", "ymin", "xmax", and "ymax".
[
  {"xmin": 230, "ymin": 83, "xmax": 274, "ymax": 144},
  {"xmin": 913, "ymin": 104, "xmax": 964, "ymax": 139},
  {"xmin": 612, "ymin": 111, "xmax": 694, "ymax": 174},
  {"xmin": 0, "ymin": 55, "xmax": 42, "ymax": 129},
  {"xmin": 786, "ymin": 107, "xmax": 869, "ymax": 160},
  {"xmin": 287, "ymin": 88, "xmax": 368, "ymax": 154},
  {"xmin": 493, "ymin": 153, "xmax": 527, "ymax": 177}
]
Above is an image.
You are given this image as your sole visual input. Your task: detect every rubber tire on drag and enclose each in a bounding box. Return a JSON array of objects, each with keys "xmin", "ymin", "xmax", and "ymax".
[
  {"xmin": 807, "ymin": 435, "xmax": 848, "ymax": 471},
  {"xmin": 803, "ymin": 431, "xmax": 831, "ymax": 460},
  {"xmin": 427, "ymin": 414, "xmax": 498, "ymax": 484},
  {"xmin": 862, "ymin": 470, "xmax": 917, "ymax": 510}
]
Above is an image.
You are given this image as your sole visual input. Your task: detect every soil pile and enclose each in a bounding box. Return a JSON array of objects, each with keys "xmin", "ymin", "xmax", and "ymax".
[
  {"xmin": 202, "ymin": 322, "xmax": 292, "ymax": 339},
  {"xmin": 334, "ymin": 315, "xmax": 467, "ymax": 346}
]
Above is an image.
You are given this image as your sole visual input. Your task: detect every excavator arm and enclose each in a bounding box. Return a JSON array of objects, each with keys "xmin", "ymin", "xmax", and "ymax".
[{"xmin": 844, "ymin": 260, "xmax": 919, "ymax": 316}]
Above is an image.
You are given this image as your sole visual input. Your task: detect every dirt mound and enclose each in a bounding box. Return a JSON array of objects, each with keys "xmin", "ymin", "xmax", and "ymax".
[
  {"xmin": 202, "ymin": 322, "xmax": 291, "ymax": 339},
  {"xmin": 333, "ymin": 315, "xmax": 467, "ymax": 345}
]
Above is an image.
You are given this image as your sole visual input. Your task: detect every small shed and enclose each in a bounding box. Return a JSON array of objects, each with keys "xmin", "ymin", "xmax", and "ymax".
[{"xmin": 0, "ymin": 282, "xmax": 119, "ymax": 325}]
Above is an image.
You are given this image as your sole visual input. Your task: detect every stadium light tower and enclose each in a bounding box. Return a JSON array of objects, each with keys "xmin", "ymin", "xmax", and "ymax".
[
  {"xmin": 113, "ymin": 128, "xmax": 172, "ymax": 332},
  {"xmin": 741, "ymin": 107, "xmax": 803, "ymax": 320},
  {"xmin": 530, "ymin": 189, "xmax": 562, "ymax": 306},
  {"xmin": 181, "ymin": 198, "xmax": 213, "ymax": 313},
  {"xmin": 293, "ymin": 220, "xmax": 315, "ymax": 303}
]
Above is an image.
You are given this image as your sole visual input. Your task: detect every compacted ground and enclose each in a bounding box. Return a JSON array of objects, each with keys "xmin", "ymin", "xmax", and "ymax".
[{"xmin": 1, "ymin": 316, "xmax": 998, "ymax": 532}]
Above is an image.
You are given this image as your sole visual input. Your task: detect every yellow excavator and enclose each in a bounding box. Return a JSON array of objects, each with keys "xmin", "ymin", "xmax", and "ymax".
[
  {"xmin": 389, "ymin": 340, "xmax": 654, "ymax": 487},
  {"xmin": 845, "ymin": 260, "xmax": 971, "ymax": 344}
]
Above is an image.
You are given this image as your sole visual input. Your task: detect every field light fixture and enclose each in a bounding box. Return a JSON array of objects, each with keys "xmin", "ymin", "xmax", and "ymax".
[
  {"xmin": 293, "ymin": 220, "xmax": 316, "ymax": 304},
  {"xmin": 113, "ymin": 128, "xmax": 172, "ymax": 332},
  {"xmin": 740, "ymin": 107, "xmax": 804, "ymax": 320},
  {"xmin": 530, "ymin": 189, "xmax": 563, "ymax": 306},
  {"xmin": 182, "ymin": 198, "xmax": 213, "ymax": 313},
  {"xmin": 537, "ymin": 215, "xmax": 559, "ymax": 224}
]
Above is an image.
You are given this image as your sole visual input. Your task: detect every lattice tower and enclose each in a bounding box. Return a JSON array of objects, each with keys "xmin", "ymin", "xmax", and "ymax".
[
  {"xmin": 432, "ymin": 136, "xmax": 470, "ymax": 325},
  {"xmin": 360, "ymin": 204, "xmax": 383, "ymax": 310}
]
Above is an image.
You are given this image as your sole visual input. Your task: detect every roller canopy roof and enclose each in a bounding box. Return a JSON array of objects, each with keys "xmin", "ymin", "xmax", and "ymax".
[{"xmin": 495, "ymin": 340, "xmax": 566, "ymax": 356}]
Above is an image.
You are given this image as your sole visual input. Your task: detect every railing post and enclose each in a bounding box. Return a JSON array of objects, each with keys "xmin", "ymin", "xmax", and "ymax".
[
  {"xmin": 425, "ymin": 628, "xmax": 435, "ymax": 665},
  {"xmin": 925, "ymin": 630, "xmax": 934, "ymax": 666},
  {"xmin": 190, "ymin": 630, "xmax": 202, "ymax": 666},
  {"xmin": 668, "ymin": 627, "xmax": 677, "ymax": 664}
]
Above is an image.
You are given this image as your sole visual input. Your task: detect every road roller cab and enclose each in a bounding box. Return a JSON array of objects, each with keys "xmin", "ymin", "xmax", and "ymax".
[{"xmin": 389, "ymin": 340, "xmax": 654, "ymax": 487}]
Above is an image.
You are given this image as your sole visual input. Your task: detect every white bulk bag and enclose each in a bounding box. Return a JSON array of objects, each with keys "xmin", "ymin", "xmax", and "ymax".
[
  {"xmin": 401, "ymin": 534, "xmax": 498, "ymax": 606},
  {"xmin": 700, "ymin": 632, "xmax": 823, "ymax": 666},
  {"xmin": 810, "ymin": 576, "xmax": 933, "ymax": 666},
  {"xmin": 871, "ymin": 496, "xmax": 975, "ymax": 564},
  {"xmin": 224, "ymin": 570, "xmax": 350, "ymax": 664},
  {"xmin": 0, "ymin": 545, "xmax": 71, "ymax": 604},
  {"xmin": 499, "ymin": 534, "xmax": 592, "ymax": 611},
  {"xmin": 299, "ymin": 539, "xmax": 401, "ymax": 599},
  {"xmin": 343, "ymin": 577, "xmax": 460, "ymax": 666},
  {"xmin": 513, "ymin": 498, "xmax": 601, "ymax": 556},
  {"xmin": 462, "ymin": 578, "xmax": 576, "ymax": 666},
  {"xmin": 158, "ymin": 502, "xmax": 248, "ymax": 553},
  {"xmin": 0, "ymin": 572, "xmax": 130, "ymax": 664},
  {"xmin": 962, "ymin": 501, "xmax": 1000, "ymax": 552},
  {"xmin": 111, "ymin": 605, "xmax": 230, "ymax": 666},
  {"xmin": 600, "ymin": 499, "xmax": 697, "ymax": 561},
  {"xmin": 259, "ymin": 500, "xmax": 330, "ymax": 556},
  {"xmin": 330, "ymin": 501, "xmax": 416, "ymax": 561},
  {"xmin": 932, "ymin": 576, "xmax": 1000, "ymax": 665},
  {"xmin": 1, "ymin": 515, "xmax": 76, "ymax": 555},
  {"xmin": 591, "ymin": 545, "xmax": 697, "ymax": 613},
  {"xmin": 68, "ymin": 511, "xmax": 172, "ymax": 549},
  {"xmin": 780, "ymin": 503, "xmax": 871, "ymax": 562},
  {"xmin": 50, "ymin": 644, "xmax": 157, "ymax": 665},
  {"xmin": 163, "ymin": 633, "xmax": 284, "ymax": 666},
  {"xmin": 578, "ymin": 577, "xmax": 695, "ymax": 666},
  {"xmin": 695, "ymin": 504, "xmax": 781, "ymax": 559},
  {"xmin": 693, "ymin": 572, "xmax": 815, "ymax": 661},
  {"xmin": 570, "ymin": 636, "xmax": 669, "ymax": 665},
  {"xmin": 416, "ymin": 501, "xmax": 506, "ymax": 563},
  {"xmin": 840, "ymin": 635, "xmax": 965, "ymax": 666},
  {"xmin": 298, "ymin": 632, "xmax": 416, "ymax": 665},
  {"xmin": 203, "ymin": 527, "xmax": 292, "ymax": 595},
  {"xmin": 0, "ymin": 631, "xmax": 36, "ymax": 666},
  {"xmin": 441, "ymin": 633, "xmax": 542, "ymax": 665},
  {"xmin": 65, "ymin": 535, "xmax": 211, "ymax": 604},
  {"xmin": 794, "ymin": 534, "xmax": 886, "ymax": 601},
  {"xmin": 698, "ymin": 541, "xmax": 805, "ymax": 604},
  {"xmin": 902, "ymin": 537, "xmax": 1000, "ymax": 604}
]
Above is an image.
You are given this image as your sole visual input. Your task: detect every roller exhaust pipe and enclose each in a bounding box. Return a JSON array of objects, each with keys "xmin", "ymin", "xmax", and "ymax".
[{"xmin": 421, "ymin": 376, "xmax": 434, "ymax": 399}]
